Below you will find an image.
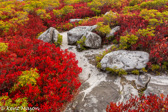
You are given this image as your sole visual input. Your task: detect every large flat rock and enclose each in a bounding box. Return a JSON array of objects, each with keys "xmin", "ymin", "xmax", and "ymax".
[
  {"xmin": 100, "ymin": 50, "xmax": 149, "ymax": 71},
  {"xmin": 65, "ymin": 75, "xmax": 120, "ymax": 112}
]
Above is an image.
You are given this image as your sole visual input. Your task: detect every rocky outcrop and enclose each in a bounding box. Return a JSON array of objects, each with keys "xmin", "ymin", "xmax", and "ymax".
[
  {"xmin": 106, "ymin": 26, "xmax": 120, "ymax": 38},
  {"xmin": 69, "ymin": 19, "xmax": 83, "ymax": 23},
  {"xmin": 38, "ymin": 27, "xmax": 59, "ymax": 44},
  {"xmin": 65, "ymin": 75, "xmax": 121, "ymax": 112},
  {"xmin": 67, "ymin": 25, "xmax": 97, "ymax": 45},
  {"xmin": 100, "ymin": 50, "xmax": 149, "ymax": 71},
  {"xmin": 60, "ymin": 31, "xmax": 168, "ymax": 112},
  {"xmin": 77, "ymin": 31, "xmax": 102, "ymax": 50}
]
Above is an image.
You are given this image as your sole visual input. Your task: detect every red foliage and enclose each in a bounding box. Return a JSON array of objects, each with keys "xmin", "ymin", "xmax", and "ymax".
[
  {"xmin": 116, "ymin": 14, "xmax": 168, "ymax": 65},
  {"xmin": 3, "ymin": 14, "xmax": 47, "ymax": 39},
  {"xmin": 80, "ymin": 17, "xmax": 104, "ymax": 26},
  {"xmin": 0, "ymin": 37, "xmax": 82, "ymax": 111},
  {"xmin": 106, "ymin": 94, "xmax": 168, "ymax": 112},
  {"xmin": 45, "ymin": 3, "xmax": 95, "ymax": 30}
]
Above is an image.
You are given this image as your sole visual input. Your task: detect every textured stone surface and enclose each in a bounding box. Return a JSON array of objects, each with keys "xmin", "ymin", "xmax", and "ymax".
[
  {"xmin": 60, "ymin": 32, "xmax": 168, "ymax": 112},
  {"xmin": 65, "ymin": 75, "xmax": 120, "ymax": 112},
  {"xmin": 77, "ymin": 31, "xmax": 101, "ymax": 49},
  {"xmin": 100, "ymin": 50, "xmax": 149, "ymax": 71},
  {"xmin": 84, "ymin": 32, "xmax": 101, "ymax": 48},
  {"xmin": 106, "ymin": 26, "xmax": 120, "ymax": 38},
  {"xmin": 67, "ymin": 25, "xmax": 97, "ymax": 45},
  {"xmin": 136, "ymin": 74, "xmax": 151, "ymax": 90},
  {"xmin": 69, "ymin": 19, "xmax": 83, "ymax": 23},
  {"xmin": 38, "ymin": 27, "xmax": 59, "ymax": 43}
]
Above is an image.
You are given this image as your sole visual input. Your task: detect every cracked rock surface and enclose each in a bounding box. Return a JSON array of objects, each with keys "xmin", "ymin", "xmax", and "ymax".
[
  {"xmin": 100, "ymin": 50, "xmax": 149, "ymax": 71},
  {"xmin": 60, "ymin": 32, "xmax": 168, "ymax": 112},
  {"xmin": 77, "ymin": 31, "xmax": 102, "ymax": 49},
  {"xmin": 67, "ymin": 25, "xmax": 97, "ymax": 45}
]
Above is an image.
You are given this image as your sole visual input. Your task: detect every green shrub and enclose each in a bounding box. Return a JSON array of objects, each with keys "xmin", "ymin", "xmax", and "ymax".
[
  {"xmin": 136, "ymin": 27, "xmax": 155, "ymax": 37},
  {"xmin": 151, "ymin": 64, "xmax": 160, "ymax": 71},
  {"xmin": 10, "ymin": 68, "xmax": 39, "ymax": 92},
  {"xmin": 106, "ymin": 67, "xmax": 127, "ymax": 76},
  {"xmin": 131, "ymin": 70, "xmax": 140, "ymax": 75},
  {"xmin": 53, "ymin": 6, "xmax": 75, "ymax": 18},
  {"xmin": 54, "ymin": 34, "xmax": 62, "ymax": 47},
  {"xmin": 140, "ymin": 0, "xmax": 168, "ymax": 9},
  {"xmin": 0, "ymin": 42, "xmax": 8, "ymax": 52},
  {"xmin": 95, "ymin": 22, "xmax": 111, "ymax": 37},
  {"xmin": 151, "ymin": 64, "xmax": 162, "ymax": 75},
  {"xmin": 103, "ymin": 11, "xmax": 119, "ymax": 26},
  {"xmin": 129, "ymin": 0, "xmax": 143, "ymax": 6},
  {"xmin": 64, "ymin": 0, "xmax": 80, "ymax": 5},
  {"xmin": 35, "ymin": 9, "xmax": 51, "ymax": 19},
  {"xmin": 77, "ymin": 36, "xmax": 86, "ymax": 51},
  {"xmin": 139, "ymin": 9, "xmax": 167, "ymax": 27},
  {"xmin": 64, "ymin": 0, "xmax": 91, "ymax": 5},
  {"xmin": 97, "ymin": 62, "xmax": 102, "ymax": 69},
  {"xmin": 90, "ymin": 7, "xmax": 101, "ymax": 15},
  {"xmin": 119, "ymin": 34, "xmax": 138, "ymax": 49},
  {"xmin": 141, "ymin": 68, "xmax": 147, "ymax": 73},
  {"xmin": 122, "ymin": 5, "xmax": 141, "ymax": 13},
  {"xmin": 0, "ymin": 95, "xmax": 28, "ymax": 112}
]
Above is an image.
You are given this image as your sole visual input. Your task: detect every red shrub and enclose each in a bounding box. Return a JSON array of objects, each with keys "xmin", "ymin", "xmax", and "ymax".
[
  {"xmin": 106, "ymin": 94, "xmax": 168, "ymax": 112},
  {"xmin": 0, "ymin": 37, "xmax": 82, "ymax": 111},
  {"xmin": 45, "ymin": 3, "xmax": 95, "ymax": 30},
  {"xmin": 80, "ymin": 17, "xmax": 104, "ymax": 26},
  {"xmin": 3, "ymin": 14, "xmax": 47, "ymax": 39},
  {"xmin": 116, "ymin": 14, "xmax": 168, "ymax": 66}
]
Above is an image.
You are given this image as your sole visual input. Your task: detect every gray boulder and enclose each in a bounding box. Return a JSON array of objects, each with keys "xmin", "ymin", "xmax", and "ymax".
[
  {"xmin": 100, "ymin": 50, "xmax": 149, "ymax": 71},
  {"xmin": 77, "ymin": 31, "xmax": 101, "ymax": 49},
  {"xmin": 67, "ymin": 25, "xmax": 97, "ymax": 45},
  {"xmin": 38, "ymin": 27, "xmax": 59, "ymax": 44},
  {"xmin": 69, "ymin": 19, "xmax": 83, "ymax": 23},
  {"xmin": 106, "ymin": 26, "xmax": 120, "ymax": 38}
]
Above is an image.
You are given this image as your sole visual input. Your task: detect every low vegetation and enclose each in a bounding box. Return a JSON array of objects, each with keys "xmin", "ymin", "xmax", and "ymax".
[{"xmin": 0, "ymin": 0, "xmax": 167, "ymax": 111}]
